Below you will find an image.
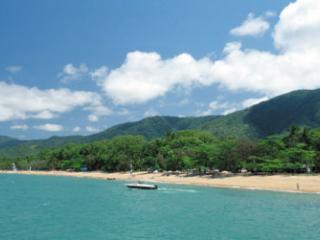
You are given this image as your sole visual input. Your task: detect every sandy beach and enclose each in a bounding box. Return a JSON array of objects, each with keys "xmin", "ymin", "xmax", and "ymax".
[{"xmin": 1, "ymin": 170, "xmax": 320, "ymax": 193}]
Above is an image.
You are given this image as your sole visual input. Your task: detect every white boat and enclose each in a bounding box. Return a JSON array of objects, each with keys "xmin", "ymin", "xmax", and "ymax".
[
  {"xmin": 126, "ymin": 182, "xmax": 158, "ymax": 190},
  {"xmin": 126, "ymin": 162, "xmax": 158, "ymax": 189}
]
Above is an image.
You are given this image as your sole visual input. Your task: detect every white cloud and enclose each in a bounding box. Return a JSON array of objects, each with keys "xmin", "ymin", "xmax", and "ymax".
[
  {"xmin": 10, "ymin": 124, "xmax": 29, "ymax": 130},
  {"xmin": 117, "ymin": 108, "xmax": 130, "ymax": 116},
  {"xmin": 222, "ymin": 108, "xmax": 237, "ymax": 115},
  {"xmin": 0, "ymin": 81, "xmax": 108, "ymax": 122},
  {"xmin": 144, "ymin": 108, "xmax": 159, "ymax": 117},
  {"xmin": 72, "ymin": 126, "xmax": 81, "ymax": 133},
  {"xmin": 230, "ymin": 13, "xmax": 270, "ymax": 37},
  {"xmin": 5, "ymin": 65, "xmax": 22, "ymax": 74},
  {"xmin": 97, "ymin": 0, "xmax": 320, "ymax": 105},
  {"xmin": 265, "ymin": 11, "xmax": 276, "ymax": 18},
  {"xmin": 197, "ymin": 109, "xmax": 213, "ymax": 116},
  {"xmin": 85, "ymin": 126, "xmax": 99, "ymax": 133},
  {"xmin": 242, "ymin": 97, "xmax": 269, "ymax": 108},
  {"xmin": 88, "ymin": 114, "xmax": 98, "ymax": 122},
  {"xmin": 197, "ymin": 100, "xmax": 232, "ymax": 116},
  {"xmin": 273, "ymin": 0, "xmax": 320, "ymax": 52},
  {"xmin": 208, "ymin": 101, "xmax": 230, "ymax": 111},
  {"xmin": 200, "ymin": 96, "xmax": 268, "ymax": 116},
  {"xmin": 34, "ymin": 124, "xmax": 63, "ymax": 132},
  {"xmin": 100, "ymin": 51, "xmax": 214, "ymax": 104},
  {"xmin": 91, "ymin": 66, "xmax": 109, "ymax": 85},
  {"xmin": 58, "ymin": 64, "xmax": 88, "ymax": 83},
  {"xmin": 32, "ymin": 110, "xmax": 58, "ymax": 120},
  {"xmin": 89, "ymin": 105, "xmax": 112, "ymax": 116},
  {"xmin": 85, "ymin": 105, "xmax": 113, "ymax": 122},
  {"xmin": 211, "ymin": 1, "xmax": 320, "ymax": 96}
]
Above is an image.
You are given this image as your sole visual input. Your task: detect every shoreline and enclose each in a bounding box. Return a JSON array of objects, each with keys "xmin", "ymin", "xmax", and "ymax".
[{"xmin": 2, "ymin": 170, "xmax": 320, "ymax": 194}]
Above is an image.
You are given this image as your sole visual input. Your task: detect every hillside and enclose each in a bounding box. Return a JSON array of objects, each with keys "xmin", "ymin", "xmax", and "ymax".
[
  {"xmin": 245, "ymin": 89, "xmax": 320, "ymax": 136},
  {"xmin": 87, "ymin": 115, "xmax": 218, "ymax": 141},
  {"xmin": 2, "ymin": 88, "xmax": 320, "ymax": 158},
  {"xmin": 201, "ymin": 89, "xmax": 320, "ymax": 138},
  {"xmin": 0, "ymin": 116, "xmax": 217, "ymax": 158},
  {"xmin": 0, "ymin": 136, "xmax": 22, "ymax": 148},
  {"xmin": 0, "ymin": 135, "xmax": 85, "ymax": 158}
]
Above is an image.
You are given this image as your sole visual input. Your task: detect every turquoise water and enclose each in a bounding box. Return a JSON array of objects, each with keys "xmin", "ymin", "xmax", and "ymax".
[{"xmin": 1, "ymin": 175, "xmax": 320, "ymax": 240}]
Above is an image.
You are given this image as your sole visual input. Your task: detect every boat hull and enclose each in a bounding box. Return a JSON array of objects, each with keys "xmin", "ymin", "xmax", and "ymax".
[{"xmin": 126, "ymin": 183, "xmax": 158, "ymax": 190}]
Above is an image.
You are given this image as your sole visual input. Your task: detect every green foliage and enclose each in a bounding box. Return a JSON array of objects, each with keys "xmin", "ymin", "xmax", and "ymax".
[
  {"xmin": 3, "ymin": 126, "xmax": 320, "ymax": 174},
  {"xmin": 0, "ymin": 157, "xmax": 12, "ymax": 170},
  {"xmin": 4, "ymin": 88, "xmax": 320, "ymax": 159},
  {"xmin": 246, "ymin": 89, "xmax": 320, "ymax": 137}
]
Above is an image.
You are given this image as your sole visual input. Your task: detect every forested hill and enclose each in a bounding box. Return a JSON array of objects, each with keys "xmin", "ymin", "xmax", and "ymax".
[
  {"xmin": 2, "ymin": 88, "xmax": 320, "ymax": 158},
  {"xmin": 0, "ymin": 136, "xmax": 85, "ymax": 158},
  {"xmin": 0, "ymin": 136, "xmax": 22, "ymax": 148},
  {"xmin": 0, "ymin": 116, "xmax": 218, "ymax": 158},
  {"xmin": 86, "ymin": 115, "xmax": 218, "ymax": 141},
  {"xmin": 245, "ymin": 89, "xmax": 320, "ymax": 136},
  {"xmin": 96, "ymin": 88, "xmax": 320, "ymax": 139},
  {"xmin": 200, "ymin": 88, "xmax": 320, "ymax": 138}
]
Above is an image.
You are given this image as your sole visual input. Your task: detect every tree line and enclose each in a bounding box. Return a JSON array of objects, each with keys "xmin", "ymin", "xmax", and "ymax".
[{"xmin": 1, "ymin": 126, "xmax": 320, "ymax": 174}]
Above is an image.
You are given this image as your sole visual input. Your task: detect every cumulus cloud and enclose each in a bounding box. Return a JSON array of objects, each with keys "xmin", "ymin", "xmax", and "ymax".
[
  {"xmin": 211, "ymin": 0, "xmax": 320, "ymax": 96},
  {"xmin": 10, "ymin": 124, "xmax": 29, "ymax": 130},
  {"xmin": 58, "ymin": 64, "xmax": 88, "ymax": 83},
  {"xmin": 242, "ymin": 97, "xmax": 269, "ymax": 108},
  {"xmin": 199, "ymin": 96, "xmax": 269, "ymax": 116},
  {"xmin": 197, "ymin": 100, "xmax": 233, "ymax": 116},
  {"xmin": 34, "ymin": 124, "xmax": 63, "ymax": 132},
  {"xmin": 273, "ymin": 0, "xmax": 320, "ymax": 52},
  {"xmin": 265, "ymin": 11, "xmax": 277, "ymax": 18},
  {"xmin": 5, "ymin": 65, "xmax": 22, "ymax": 74},
  {"xmin": 72, "ymin": 126, "xmax": 81, "ymax": 133},
  {"xmin": 85, "ymin": 126, "xmax": 99, "ymax": 133},
  {"xmin": 0, "ymin": 81, "xmax": 110, "ymax": 122},
  {"xmin": 144, "ymin": 108, "xmax": 159, "ymax": 117},
  {"xmin": 91, "ymin": 66, "xmax": 109, "ymax": 85},
  {"xmin": 208, "ymin": 101, "xmax": 231, "ymax": 111},
  {"xmin": 100, "ymin": 51, "xmax": 214, "ymax": 104},
  {"xmin": 230, "ymin": 13, "xmax": 270, "ymax": 37},
  {"xmin": 32, "ymin": 110, "xmax": 58, "ymax": 120},
  {"xmin": 85, "ymin": 105, "xmax": 113, "ymax": 122},
  {"xmin": 88, "ymin": 114, "xmax": 99, "ymax": 122},
  {"xmin": 97, "ymin": 0, "xmax": 320, "ymax": 105},
  {"xmin": 222, "ymin": 108, "xmax": 237, "ymax": 115},
  {"xmin": 117, "ymin": 108, "xmax": 130, "ymax": 116}
]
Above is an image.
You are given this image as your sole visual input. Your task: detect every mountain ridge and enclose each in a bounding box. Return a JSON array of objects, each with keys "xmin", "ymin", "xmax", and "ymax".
[{"xmin": 2, "ymin": 88, "xmax": 320, "ymax": 158}]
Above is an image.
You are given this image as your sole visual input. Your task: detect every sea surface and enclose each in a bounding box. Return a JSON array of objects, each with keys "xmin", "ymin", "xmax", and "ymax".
[{"xmin": 1, "ymin": 174, "xmax": 320, "ymax": 240}]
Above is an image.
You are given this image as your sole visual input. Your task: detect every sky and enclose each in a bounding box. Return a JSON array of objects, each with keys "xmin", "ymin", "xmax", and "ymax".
[{"xmin": 1, "ymin": 0, "xmax": 319, "ymax": 139}]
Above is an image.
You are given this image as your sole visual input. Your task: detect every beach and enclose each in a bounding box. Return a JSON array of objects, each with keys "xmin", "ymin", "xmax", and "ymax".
[{"xmin": 1, "ymin": 170, "xmax": 320, "ymax": 193}]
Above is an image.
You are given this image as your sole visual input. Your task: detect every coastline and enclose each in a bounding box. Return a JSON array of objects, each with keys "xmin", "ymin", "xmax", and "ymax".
[{"xmin": 1, "ymin": 170, "xmax": 320, "ymax": 194}]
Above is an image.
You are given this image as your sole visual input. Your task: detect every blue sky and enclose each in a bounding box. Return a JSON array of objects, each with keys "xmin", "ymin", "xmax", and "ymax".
[{"xmin": 2, "ymin": 0, "xmax": 319, "ymax": 139}]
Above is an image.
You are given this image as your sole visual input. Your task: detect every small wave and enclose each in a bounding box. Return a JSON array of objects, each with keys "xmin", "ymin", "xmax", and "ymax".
[
  {"xmin": 158, "ymin": 187, "xmax": 198, "ymax": 193},
  {"xmin": 41, "ymin": 202, "xmax": 50, "ymax": 207}
]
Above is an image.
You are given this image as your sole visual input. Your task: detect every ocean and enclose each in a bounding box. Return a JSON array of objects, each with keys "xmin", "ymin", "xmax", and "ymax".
[{"xmin": 1, "ymin": 174, "xmax": 320, "ymax": 240}]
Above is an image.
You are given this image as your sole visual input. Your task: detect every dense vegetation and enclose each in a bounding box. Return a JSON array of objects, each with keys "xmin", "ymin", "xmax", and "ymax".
[
  {"xmin": 245, "ymin": 89, "xmax": 320, "ymax": 136},
  {"xmin": 2, "ymin": 126, "xmax": 320, "ymax": 174},
  {"xmin": 2, "ymin": 88, "xmax": 320, "ymax": 159},
  {"xmin": 0, "ymin": 116, "xmax": 217, "ymax": 158}
]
